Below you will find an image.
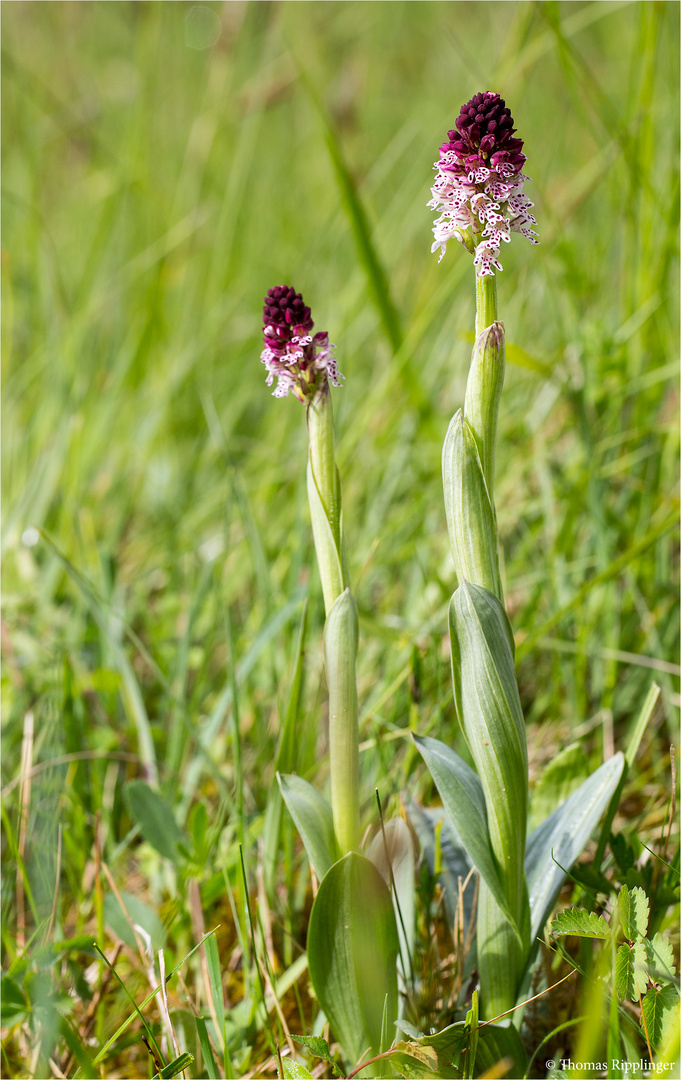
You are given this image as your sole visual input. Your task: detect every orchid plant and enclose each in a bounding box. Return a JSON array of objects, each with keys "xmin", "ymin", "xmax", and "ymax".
[{"xmin": 253, "ymin": 93, "xmax": 662, "ymax": 1079}]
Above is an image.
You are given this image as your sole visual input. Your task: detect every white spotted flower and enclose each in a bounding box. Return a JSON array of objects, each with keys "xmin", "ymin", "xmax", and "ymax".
[
  {"xmin": 260, "ymin": 285, "xmax": 342, "ymax": 402},
  {"xmin": 429, "ymin": 91, "xmax": 538, "ymax": 276}
]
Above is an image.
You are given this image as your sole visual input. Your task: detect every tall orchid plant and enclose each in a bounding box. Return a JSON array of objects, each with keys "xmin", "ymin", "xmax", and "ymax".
[{"xmin": 252, "ymin": 93, "xmax": 648, "ymax": 1078}]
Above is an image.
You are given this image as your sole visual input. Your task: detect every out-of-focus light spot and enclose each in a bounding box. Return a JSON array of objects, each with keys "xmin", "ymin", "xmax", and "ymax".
[
  {"xmin": 185, "ymin": 6, "xmax": 222, "ymax": 51},
  {"xmin": 22, "ymin": 527, "xmax": 39, "ymax": 547}
]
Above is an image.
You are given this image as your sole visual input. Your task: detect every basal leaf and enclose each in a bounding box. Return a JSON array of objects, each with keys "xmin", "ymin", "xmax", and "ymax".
[
  {"xmin": 282, "ymin": 1059, "xmax": 314, "ymax": 1079},
  {"xmin": 616, "ymin": 941, "xmax": 649, "ymax": 1001},
  {"xmin": 124, "ymin": 780, "xmax": 185, "ymax": 863},
  {"xmin": 291, "ymin": 1035, "xmax": 345, "ymax": 1078},
  {"xmin": 307, "ymin": 852, "xmax": 399, "ymax": 1067},
  {"xmin": 641, "ymin": 985, "xmax": 680, "ymax": 1051},
  {"xmin": 529, "ymin": 743, "xmax": 589, "ymax": 830},
  {"xmin": 551, "ymin": 908, "xmax": 611, "ymax": 939},
  {"xmin": 412, "ymin": 735, "xmax": 516, "ymax": 932},
  {"xmin": 525, "ymin": 753, "xmax": 625, "ymax": 944},
  {"xmin": 278, "ymin": 773, "xmax": 340, "ymax": 881},
  {"xmin": 618, "ymin": 884, "xmax": 649, "ymax": 941},
  {"xmin": 366, "ymin": 817, "xmax": 415, "ymax": 995}
]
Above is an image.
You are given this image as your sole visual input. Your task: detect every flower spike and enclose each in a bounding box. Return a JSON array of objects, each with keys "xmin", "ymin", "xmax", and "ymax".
[
  {"xmin": 429, "ymin": 91, "xmax": 538, "ymax": 276},
  {"xmin": 260, "ymin": 285, "xmax": 342, "ymax": 401}
]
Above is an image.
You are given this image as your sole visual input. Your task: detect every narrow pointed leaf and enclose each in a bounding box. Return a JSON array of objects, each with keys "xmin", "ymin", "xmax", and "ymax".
[
  {"xmin": 278, "ymin": 774, "xmax": 340, "ymax": 881},
  {"xmin": 307, "ymin": 852, "xmax": 399, "ymax": 1066},
  {"xmin": 413, "ymin": 735, "xmax": 516, "ymax": 933},
  {"xmin": 525, "ymin": 753, "xmax": 625, "ymax": 943}
]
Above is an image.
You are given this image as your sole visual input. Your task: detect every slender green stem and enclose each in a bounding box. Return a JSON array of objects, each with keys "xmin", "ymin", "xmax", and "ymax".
[
  {"xmin": 325, "ymin": 589, "xmax": 361, "ymax": 854},
  {"xmin": 308, "ymin": 385, "xmax": 341, "ymax": 551},
  {"xmin": 475, "ymin": 273, "xmax": 497, "ymax": 336}
]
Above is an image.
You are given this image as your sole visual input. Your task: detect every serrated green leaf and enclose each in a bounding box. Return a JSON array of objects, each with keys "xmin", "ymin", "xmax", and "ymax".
[
  {"xmin": 616, "ymin": 941, "xmax": 649, "ymax": 1001},
  {"xmin": 282, "ymin": 1059, "xmax": 314, "ymax": 1079},
  {"xmin": 278, "ymin": 773, "xmax": 340, "ymax": 881},
  {"xmin": 618, "ymin": 884, "xmax": 649, "ymax": 940},
  {"xmin": 412, "ymin": 735, "xmax": 517, "ymax": 935},
  {"xmin": 525, "ymin": 753, "xmax": 624, "ymax": 944},
  {"xmin": 646, "ymin": 933, "xmax": 676, "ymax": 982},
  {"xmin": 641, "ymin": 985, "xmax": 680, "ymax": 1051},
  {"xmin": 307, "ymin": 852, "xmax": 399, "ymax": 1066},
  {"xmin": 159, "ymin": 1051, "xmax": 194, "ymax": 1078},
  {"xmin": 291, "ymin": 1035, "xmax": 345, "ymax": 1078},
  {"xmin": 551, "ymin": 908, "xmax": 611, "ymax": 939},
  {"xmin": 124, "ymin": 780, "xmax": 185, "ymax": 863}
]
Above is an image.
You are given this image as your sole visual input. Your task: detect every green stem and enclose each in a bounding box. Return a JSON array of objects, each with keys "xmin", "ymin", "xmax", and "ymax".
[
  {"xmin": 475, "ymin": 273, "xmax": 497, "ymax": 336},
  {"xmin": 308, "ymin": 385, "xmax": 342, "ymax": 552},
  {"xmin": 325, "ymin": 589, "xmax": 361, "ymax": 854}
]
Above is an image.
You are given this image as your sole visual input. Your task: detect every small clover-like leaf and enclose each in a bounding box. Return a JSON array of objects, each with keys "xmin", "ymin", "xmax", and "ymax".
[
  {"xmin": 618, "ymin": 884, "xmax": 649, "ymax": 940},
  {"xmin": 616, "ymin": 941, "xmax": 649, "ymax": 1001},
  {"xmin": 551, "ymin": 907, "xmax": 611, "ymax": 939}
]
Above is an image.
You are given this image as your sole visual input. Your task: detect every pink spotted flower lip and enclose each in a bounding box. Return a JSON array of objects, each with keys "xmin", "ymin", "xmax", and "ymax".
[
  {"xmin": 260, "ymin": 285, "xmax": 342, "ymax": 401},
  {"xmin": 429, "ymin": 91, "xmax": 538, "ymax": 277}
]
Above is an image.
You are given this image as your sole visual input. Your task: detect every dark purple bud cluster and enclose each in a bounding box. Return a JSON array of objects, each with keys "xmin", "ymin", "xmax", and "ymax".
[
  {"xmin": 440, "ymin": 92, "xmax": 525, "ymax": 179},
  {"xmin": 262, "ymin": 285, "xmax": 314, "ymax": 353},
  {"xmin": 260, "ymin": 285, "xmax": 342, "ymax": 401}
]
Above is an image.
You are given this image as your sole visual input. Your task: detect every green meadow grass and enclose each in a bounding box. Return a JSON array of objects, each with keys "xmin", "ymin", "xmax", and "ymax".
[{"xmin": 2, "ymin": 2, "xmax": 678, "ymax": 1077}]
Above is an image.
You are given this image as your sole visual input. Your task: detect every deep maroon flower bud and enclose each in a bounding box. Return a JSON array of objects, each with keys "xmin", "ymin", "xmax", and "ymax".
[{"xmin": 260, "ymin": 285, "xmax": 342, "ymax": 401}]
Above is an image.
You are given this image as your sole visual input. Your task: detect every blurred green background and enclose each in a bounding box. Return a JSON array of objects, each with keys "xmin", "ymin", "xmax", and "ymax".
[{"xmin": 2, "ymin": 1, "xmax": 679, "ymax": 1075}]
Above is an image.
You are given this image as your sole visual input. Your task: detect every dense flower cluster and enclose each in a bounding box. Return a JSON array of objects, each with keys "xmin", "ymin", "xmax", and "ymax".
[
  {"xmin": 260, "ymin": 285, "xmax": 342, "ymax": 401},
  {"xmin": 429, "ymin": 91, "xmax": 538, "ymax": 276}
]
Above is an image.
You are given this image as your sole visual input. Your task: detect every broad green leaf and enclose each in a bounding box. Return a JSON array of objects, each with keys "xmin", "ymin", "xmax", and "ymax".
[
  {"xmin": 616, "ymin": 941, "xmax": 649, "ymax": 1001},
  {"xmin": 291, "ymin": 1035, "xmax": 344, "ymax": 1078},
  {"xmin": 646, "ymin": 933, "xmax": 676, "ymax": 982},
  {"xmin": 104, "ymin": 890, "xmax": 166, "ymax": 952},
  {"xmin": 525, "ymin": 753, "xmax": 625, "ymax": 944},
  {"xmin": 278, "ymin": 773, "xmax": 340, "ymax": 881},
  {"xmin": 448, "ymin": 583, "xmax": 527, "ymax": 920},
  {"xmin": 551, "ymin": 908, "xmax": 611, "ymax": 939},
  {"xmin": 473, "ymin": 1020, "xmax": 526, "ymax": 1078},
  {"xmin": 529, "ymin": 743, "xmax": 589, "ymax": 830},
  {"xmin": 1, "ymin": 976, "xmax": 29, "ymax": 1026},
  {"xmin": 324, "ymin": 588, "xmax": 361, "ymax": 855},
  {"xmin": 618, "ymin": 884, "xmax": 649, "ymax": 941},
  {"xmin": 124, "ymin": 780, "xmax": 185, "ymax": 863},
  {"xmin": 442, "ymin": 412, "xmax": 502, "ymax": 601},
  {"xmin": 412, "ymin": 735, "xmax": 516, "ymax": 933},
  {"xmin": 307, "ymin": 852, "xmax": 399, "ymax": 1067},
  {"xmin": 282, "ymin": 1059, "xmax": 314, "ymax": 1079},
  {"xmin": 160, "ymin": 1052, "xmax": 195, "ymax": 1078},
  {"xmin": 641, "ymin": 985, "xmax": 680, "ymax": 1051},
  {"xmin": 366, "ymin": 817, "xmax": 415, "ymax": 995}
]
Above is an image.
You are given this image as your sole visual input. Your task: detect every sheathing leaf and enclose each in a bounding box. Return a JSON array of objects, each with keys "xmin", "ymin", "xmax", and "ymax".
[
  {"xmin": 525, "ymin": 753, "xmax": 624, "ymax": 943},
  {"xmin": 307, "ymin": 852, "xmax": 399, "ymax": 1067}
]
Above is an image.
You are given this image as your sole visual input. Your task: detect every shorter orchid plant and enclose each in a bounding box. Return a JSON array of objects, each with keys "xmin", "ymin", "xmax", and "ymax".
[{"xmin": 250, "ymin": 93, "xmax": 668, "ymax": 1079}]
